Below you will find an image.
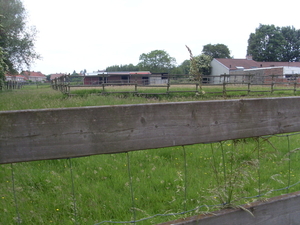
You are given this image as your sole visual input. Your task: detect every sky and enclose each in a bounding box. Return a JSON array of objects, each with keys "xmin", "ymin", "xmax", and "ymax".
[{"xmin": 22, "ymin": 0, "xmax": 300, "ymax": 75}]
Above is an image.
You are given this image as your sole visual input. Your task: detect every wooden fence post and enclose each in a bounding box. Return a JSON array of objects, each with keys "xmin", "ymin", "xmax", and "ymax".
[
  {"xmin": 67, "ymin": 74, "xmax": 70, "ymax": 95},
  {"xmin": 167, "ymin": 74, "xmax": 170, "ymax": 93},
  {"xmin": 222, "ymin": 73, "xmax": 227, "ymax": 97},
  {"xmin": 247, "ymin": 74, "xmax": 253, "ymax": 96},
  {"xmin": 271, "ymin": 75, "xmax": 275, "ymax": 94},
  {"xmin": 294, "ymin": 74, "xmax": 298, "ymax": 95}
]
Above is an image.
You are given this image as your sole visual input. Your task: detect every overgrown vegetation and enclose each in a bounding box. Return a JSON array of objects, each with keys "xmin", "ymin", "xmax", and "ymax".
[{"xmin": 1, "ymin": 134, "xmax": 300, "ymax": 224}]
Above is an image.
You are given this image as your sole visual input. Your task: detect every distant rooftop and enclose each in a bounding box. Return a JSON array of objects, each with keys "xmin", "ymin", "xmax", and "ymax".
[{"xmin": 214, "ymin": 58, "xmax": 300, "ymax": 70}]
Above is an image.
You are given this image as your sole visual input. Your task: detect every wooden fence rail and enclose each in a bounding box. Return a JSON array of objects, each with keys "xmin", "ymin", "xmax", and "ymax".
[
  {"xmin": 1, "ymin": 97, "xmax": 300, "ymax": 224},
  {"xmin": 0, "ymin": 80, "xmax": 24, "ymax": 91},
  {"xmin": 51, "ymin": 74, "xmax": 300, "ymax": 96},
  {"xmin": 1, "ymin": 96, "xmax": 300, "ymax": 164}
]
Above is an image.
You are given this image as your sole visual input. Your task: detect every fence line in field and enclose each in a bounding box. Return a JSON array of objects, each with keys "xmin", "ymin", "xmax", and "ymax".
[
  {"xmin": 1, "ymin": 97, "xmax": 300, "ymax": 224},
  {"xmin": 0, "ymin": 80, "xmax": 24, "ymax": 91},
  {"xmin": 50, "ymin": 73, "xmax": 300, "ymax": 97}
]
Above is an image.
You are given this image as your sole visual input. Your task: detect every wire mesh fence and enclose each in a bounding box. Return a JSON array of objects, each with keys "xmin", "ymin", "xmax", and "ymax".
[{"xmin": 1, "ymin": 132, "xmax": 300, "ymax": 224}]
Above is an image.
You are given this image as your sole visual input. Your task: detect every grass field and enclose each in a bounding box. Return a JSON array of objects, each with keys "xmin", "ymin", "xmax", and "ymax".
[
  {"xmin": 67, "ymin": 83, "xmax": 300, "ymax": 99},
  {"xmin": 1, "ymin": 85, "xmax": 300, "ymax": 224}
]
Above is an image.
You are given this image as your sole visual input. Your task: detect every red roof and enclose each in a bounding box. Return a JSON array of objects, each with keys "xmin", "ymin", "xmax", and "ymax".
[
  {"xmin": 5, "ymin": 74, "xmax": 27, "ymax": 80},
  {"xmin": 21, "ymin": 71, "xmax": 46, "ymax": 77}
]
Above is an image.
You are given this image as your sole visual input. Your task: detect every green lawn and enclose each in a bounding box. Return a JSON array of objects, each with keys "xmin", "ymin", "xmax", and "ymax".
[{"xmin": 1, "ymin": 86, "xmax": 300, "ymax": 224}]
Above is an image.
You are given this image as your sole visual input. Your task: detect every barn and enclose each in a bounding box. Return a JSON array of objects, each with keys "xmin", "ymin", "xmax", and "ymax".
[{"xmin": 83, "ymin": 71, "xmax": 167, "ymax": 85}]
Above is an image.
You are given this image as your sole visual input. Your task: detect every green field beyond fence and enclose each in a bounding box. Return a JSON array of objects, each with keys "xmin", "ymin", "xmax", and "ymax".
[
  {"xmin": 1, "ymin": 87, "xmax": 300, "ymax": 224},
  {"xmin": 51, "ymin": 74, "xmax": 300, "ymax": 98}
]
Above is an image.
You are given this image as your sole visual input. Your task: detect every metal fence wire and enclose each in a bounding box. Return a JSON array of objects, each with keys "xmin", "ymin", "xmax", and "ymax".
[{"xmin": 1, "ymin": 132, "xmax": 300, "ymax": 224}]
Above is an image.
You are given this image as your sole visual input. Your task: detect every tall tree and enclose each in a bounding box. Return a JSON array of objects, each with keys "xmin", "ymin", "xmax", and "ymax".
[
  {"xmin": 0, "ymin": 0, "xmax": 40, "ymax": 73},
  {"xmin": 138, "ymin": 50, "xmax": 176, "ymax": 73},
  {"xmin": 280, "ymin": 26, "xmax": 300, "ymax": 62},
  {"xmin": 202, "ymin": 43, "xmax": 231, "ymax": 58},
  {"xmin": 0, "ymin": 45, "xmax": 8, "ymax": 84},
  {"xmin": 0, "ymin": 17, "xmax": 8, "ymax": 83},
  {"xmin": 247, "ymin": 24, "xmax": 300, "ymax": 62},
  {"xmin": 247, "ymin": 24, "xmax": 285, "ymax": 61}
]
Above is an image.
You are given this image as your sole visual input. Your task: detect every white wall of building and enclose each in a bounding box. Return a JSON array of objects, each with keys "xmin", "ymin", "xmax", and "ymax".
[
  {"xmin": 149, "ymin": 76, "xmax": 167, "ymax": 85},
  {"xmin": 210, "ymin": 59, "xmax": 229, "ymax": 75},
  {"xmin": 283, "ymin": 67, "xmax": 300, "ymax": 74}
]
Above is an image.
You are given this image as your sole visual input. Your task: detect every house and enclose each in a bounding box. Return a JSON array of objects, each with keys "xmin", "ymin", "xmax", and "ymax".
[
  {"xmin": 83, "ymin": 71, "xmax": 167, "ymax": 85},
  {"xmin": 210, "ymin": 57, "xmax": 300, "ymax": 84},
  {"xmin": 21, "ymin": 71, "xmax": 46, "ymax": 83},
  {"xmin": 5, "ymin": 74, "xmax": 27, "ymax": 82}
]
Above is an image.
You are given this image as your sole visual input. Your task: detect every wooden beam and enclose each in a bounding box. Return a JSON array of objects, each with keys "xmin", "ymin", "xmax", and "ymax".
[
  {"xmin": 158, "ymin": 191, "xmax": 300, "ymax": 225},
  {"xmin": 1, "ymin": 97, "xmax": 300, "ymax": 164}
]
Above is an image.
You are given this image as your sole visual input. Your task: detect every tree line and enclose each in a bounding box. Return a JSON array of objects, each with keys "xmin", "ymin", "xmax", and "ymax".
[
  {"xmin": 247, "ymin": 24, "xmax": 300, "ymax": 62},
  {"xmin": 106, "ymin": 44, "xmax": 231, "ymax": 75},
  {"xmin": 107, "ymin": 24, "xmax": 300, "ymax": 75},
  {"xmin": 1, "ymin": 0, "xmax": 300, "ymax": 84}
]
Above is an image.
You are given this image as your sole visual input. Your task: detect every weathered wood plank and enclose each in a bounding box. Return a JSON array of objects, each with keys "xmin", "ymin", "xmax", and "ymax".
[
  {"xmin": 158, "ymin": 191, "xmax": 300, "ymax": 225},
  {"xmin": 1, "ymin": 97, "xmax": 300, "ymax": 164}
]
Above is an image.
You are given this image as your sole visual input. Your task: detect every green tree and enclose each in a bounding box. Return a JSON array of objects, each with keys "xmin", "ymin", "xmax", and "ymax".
[
  {"xmin": 138, "ymin": 50, "xmax": 176, "ymax": 73},
  {"xmin": 202, "ymin": 43, "xmax": 231, "ymax": 58},
  {"xmin": 281, "ymin": 26, "xmax": 300, "ymax": 62},
  {"xmin": 0, "ymin": 17, "xmax": 8, "ymax": 84},
  {"xmin": 186, "ymin": 45, "xmax": 212, "ymax": 85},
  {"xmin": 247, "ymin": 24, "xmax": 285, "ymax": 61},
  {"xmin": 0, "ymin": 46, "xmax": 8, "ymax": 85},
  {"xmin": 194, "ymin": 54, "xmax": 212, "ymax": 75},
  {"xmin": 106, "ymin": 64, "xmax": 139, "ymax": 72},
  {"xmin": 178, "ymin": 59, "xmax": 190, "ymax": 74},
  {"xmin": 72, "ymin": 70, "xmax": 79, "ymax": 76},
  {"xmin": 106, "ymin": 65, "xmax": 121, "ymax": 71},
  {"xmin": 0, "ymin": 0, "xmax": 40, "ymax": 73},
  {"xmin": 167, "ymin": 60, "xmax": 190, "ymax": 75},
  {"xmin": 246, "ymin": 24, "xmax": 300, "ymax": 62}
]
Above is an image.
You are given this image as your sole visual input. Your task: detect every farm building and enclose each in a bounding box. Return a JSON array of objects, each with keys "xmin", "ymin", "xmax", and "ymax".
[
  {"xmin": 231, "ymin": 66, "xmax": 300, "ymax": 84},
  {"xmin": 210, "ymin": 57, "xmax": 300, "ymax": 84},
  {"xmin": 83, "ymin": 71, "xmax": 168, "ymax": 85}
]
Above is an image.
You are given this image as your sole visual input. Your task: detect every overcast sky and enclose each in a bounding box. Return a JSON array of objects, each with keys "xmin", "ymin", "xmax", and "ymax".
[{"xmin": 22, "ymin": 0, "xmax": 300, "ymax": 75}]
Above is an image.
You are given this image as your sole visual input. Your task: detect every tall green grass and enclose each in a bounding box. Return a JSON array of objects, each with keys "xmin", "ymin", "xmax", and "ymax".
[
  {"xmin": 1, "ymin": 86, "xmax": 300, "ymax": 224},
  {"xmin": 0, "ymin": 85, "xmax": 163, "ymax": 111},
  {"xmin": 1, "ymin": 136, "xmax": 300, "ymax": 224}
]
